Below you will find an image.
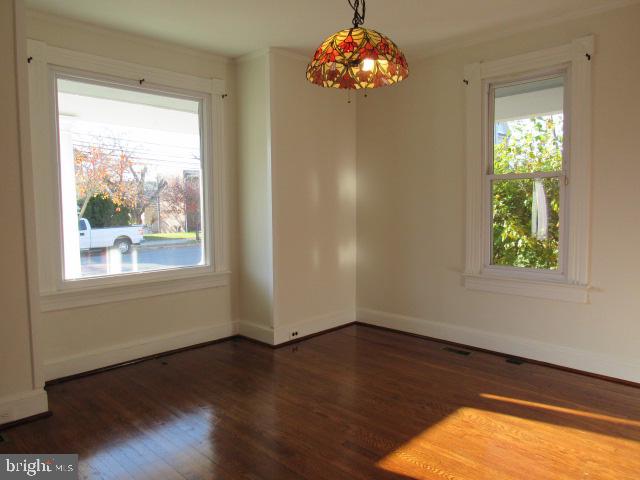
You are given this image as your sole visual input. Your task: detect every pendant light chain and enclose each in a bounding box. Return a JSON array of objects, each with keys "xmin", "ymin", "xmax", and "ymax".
[{"xmin": 348, "ymin": 0, "xmax": 366, "ymax": 28}]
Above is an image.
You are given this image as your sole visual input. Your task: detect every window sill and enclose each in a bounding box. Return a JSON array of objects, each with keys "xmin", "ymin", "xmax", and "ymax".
[
  {"xmin": 463, "ymin": 273, "xmax": 589, "ymax": 303},
  {"xmin": 40, "ymin": 271, "xmax": 230, "ymax": 312}
]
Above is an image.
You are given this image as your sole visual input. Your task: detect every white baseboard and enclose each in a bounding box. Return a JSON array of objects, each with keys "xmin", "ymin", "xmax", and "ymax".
[
  {"xmin": 357, "ymin": 308, "xmax": 640, "ymax": 384},
  {"xmin": 238, "ymin": 320, "xmax": 275, "ymax": 345},
  {"xmin": 44, "ymin": 322, "xmax": 235, "ymax": 381},
  {"xmin": 0, "ymin": 389, "xmax": 48, "ymax": 426},
  {"xmin": 237, "ymin": 309, "xmax": 356, "ymax": 346},
  {"xmin": 273, "ymin": 309, "xmax": 355, "ymax": 345}
]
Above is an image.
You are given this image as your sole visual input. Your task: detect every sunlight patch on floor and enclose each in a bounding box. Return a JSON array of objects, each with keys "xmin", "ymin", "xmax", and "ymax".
[
  {"xmin": 376, "ymin": 402, "xmax": 640, "ymax": 480},
  {"xmin": 376, "ymin": 408, "xmax": 484, "ymax": 479}
]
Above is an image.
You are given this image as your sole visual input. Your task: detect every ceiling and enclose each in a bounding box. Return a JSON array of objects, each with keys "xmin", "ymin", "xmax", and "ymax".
[{"xmin": 26, "ymin": 0, "xmax": 633, "ymax": 59}]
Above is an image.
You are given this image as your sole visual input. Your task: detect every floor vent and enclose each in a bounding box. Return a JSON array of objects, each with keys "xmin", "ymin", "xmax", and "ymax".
[
  {"xmin": 443, "ymin": 347, "xmax": 471, "ymax": 356},
  {"xmin": 506, "ymin": 357, "xmax": 524, "ymax": 365}
]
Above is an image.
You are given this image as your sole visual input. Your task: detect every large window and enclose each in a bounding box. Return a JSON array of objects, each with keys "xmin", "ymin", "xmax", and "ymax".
[
  {"xmin": 488, "ymin": 74, "xmax": 565, "ymax": 272},
  {"xmin": 463, "ymin": 37, "xmax": 593, "ymax": 302},
  {"xmin": 56, "ymin": 76, "xmax": 207, "ymax": 280},
  {"xmin": 26, "ymin": 41, "xmax": 228, "ymax": 310}
]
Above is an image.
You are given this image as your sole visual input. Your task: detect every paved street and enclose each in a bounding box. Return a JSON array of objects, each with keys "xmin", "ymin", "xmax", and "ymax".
[{"xmin": 80, "ymin": 242, "xmax": 204, "ymax": 277}]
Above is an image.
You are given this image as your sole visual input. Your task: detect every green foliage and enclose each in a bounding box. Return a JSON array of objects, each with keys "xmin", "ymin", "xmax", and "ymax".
[
  {"xmin": 493, "ymin": 116, "xmax": 563, "ymax": 174},
  {"xmin": 492, "ymin": 115, "xmax": 562, "ymax": 269},
  {"xmin": 81, "ymin": 195, "xmax": 131, "ymax": 228}
]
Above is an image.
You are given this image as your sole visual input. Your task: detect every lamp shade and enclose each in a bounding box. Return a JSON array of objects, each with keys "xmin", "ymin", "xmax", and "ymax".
[{"xmin": 306, "ymin": 27, "xmax": 409, "ymax": 89}]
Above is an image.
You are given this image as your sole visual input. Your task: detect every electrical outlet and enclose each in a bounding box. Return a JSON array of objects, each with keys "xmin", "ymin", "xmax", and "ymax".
[
  {"xmin": 290, "ymin": 330, "xmax": 299, "ymax": 339},
  {"xmin": 0, "ymin": 409, "xmax": 11, "ymax": 421}
]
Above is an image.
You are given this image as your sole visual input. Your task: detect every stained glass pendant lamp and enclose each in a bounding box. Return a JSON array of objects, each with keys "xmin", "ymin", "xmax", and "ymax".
[{"xmin": 306, "ymin": 0, "xmax": 409, "ymax": 89}]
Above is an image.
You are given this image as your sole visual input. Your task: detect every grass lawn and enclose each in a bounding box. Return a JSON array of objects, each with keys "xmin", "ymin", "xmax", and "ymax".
[{"xmin": 144, "ymin": 232, "xmax": 197, "ymax": 241}]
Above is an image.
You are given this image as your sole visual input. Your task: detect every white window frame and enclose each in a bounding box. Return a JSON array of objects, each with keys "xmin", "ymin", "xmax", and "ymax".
[
  {"xmin": 26, "ymin": 40, "xmax": 230, "ymax": 311},
  {"xmin": 463, "ymin": 36, "xmax": 593, "ymax": 303}
]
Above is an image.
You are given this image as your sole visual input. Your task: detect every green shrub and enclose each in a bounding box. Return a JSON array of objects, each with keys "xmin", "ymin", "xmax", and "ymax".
[{"xmin": 81, "ymin": 195, "xmax": 131, "ymax": 228}]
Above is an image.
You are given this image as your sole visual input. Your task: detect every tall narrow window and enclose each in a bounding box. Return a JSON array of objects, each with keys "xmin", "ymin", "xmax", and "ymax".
[
  {"xmin": 464, "ymin": 38, "xmax": 592, "ymax": 302},
  {"xmin": 56, "ymin": 76, "xmax": 207, "ymax": 280},
  {"xmin": 488, "ymin": 74, "xmax": 566, "ymax": 272}
]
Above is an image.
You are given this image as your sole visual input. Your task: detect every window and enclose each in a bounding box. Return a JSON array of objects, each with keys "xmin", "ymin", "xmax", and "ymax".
[
  {"xmin": 463, "ymin": 37, "xmax": 593, "ymax": 303},
  {"xmin": 26, "ymin": 41, "xmax": 229, "ymax": 310},
  {"xmin": 56, "ymin": 76, "xmax": 207, "ymax": 280},
  {"xmin": 488, "ymin": 74, "xmax": 565, "ymax": 272}
]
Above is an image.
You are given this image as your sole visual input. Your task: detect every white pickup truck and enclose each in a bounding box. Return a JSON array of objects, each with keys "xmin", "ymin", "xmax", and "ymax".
[{"xmin": 78, "ymin": 218, "xmax": 144, "ymax": 254}]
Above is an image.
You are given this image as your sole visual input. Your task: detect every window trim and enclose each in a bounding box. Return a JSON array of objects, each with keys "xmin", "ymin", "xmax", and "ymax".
[
  {"xmin": 463, "ymin": 37, "xmax": 593, "ymax": 303},
  {"xmin": 26, "ymin": 40, "xmax": 230, "ymax": 309}
]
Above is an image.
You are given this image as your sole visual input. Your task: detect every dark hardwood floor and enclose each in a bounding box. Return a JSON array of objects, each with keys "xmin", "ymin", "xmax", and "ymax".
[{"xmin": 1, "ymin": 325, "xmax": 639, "ymax": 479}]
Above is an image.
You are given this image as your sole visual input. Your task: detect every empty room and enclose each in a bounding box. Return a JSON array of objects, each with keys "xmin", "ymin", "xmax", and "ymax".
[{"xmin": 1, "ymin": 0, "xmax": 639, "ymax": 478}]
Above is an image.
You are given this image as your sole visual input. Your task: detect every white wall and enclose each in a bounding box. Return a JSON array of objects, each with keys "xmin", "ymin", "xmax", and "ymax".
[
  {"xmin": 0, "ymin": 0, "xmax": 32, "ymax": 397},
  {"xmin": 356, "ymin": 4, "xmax": 640, "ymax": 382},
  {"xmin": 237, "ymin": 50, "xmax": 356, "ymax": 344},
  {"xmin": 269, "ymin": 51, "xmax": 356, "ymax": 341},
  {"xmin": 25, "ymin": 11, "xmax": 237, "ymax": 381},
  {"xmin": 237, "ymin": 52, "xmax": 275, "ymax": 337},
  {"xmin": 0, "ymin": 0, "xmax": 48, "ymax": 424}
]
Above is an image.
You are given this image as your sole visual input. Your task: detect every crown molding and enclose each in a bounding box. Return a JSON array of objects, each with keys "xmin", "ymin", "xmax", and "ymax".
[
  {"xmin": 268, "ymin": 48, "xmax": 310, "ymax": 63},
  {"xmin": 413, "ymin": 0, "xmax": 640, "ymax": 61},
  {"xmin": 234, "ymin": 47, "xmax": 309, "ymax": 65},
  {"xmin": 234, "ymin": 48, "xmax": 270, "ymax": 64},
  {"xmin": 25, "ymin": 9, "xmax": 232, "ymax": 65}
]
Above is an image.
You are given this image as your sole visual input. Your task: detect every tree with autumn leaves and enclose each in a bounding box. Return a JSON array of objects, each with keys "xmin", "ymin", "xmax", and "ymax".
[
  {"xmin": 74, "ymin": 143, "xmax": 128, "ymax": 219},
  {"xmin": 74, "ymin": 142, "xmax": 166, "ymax": 224}
]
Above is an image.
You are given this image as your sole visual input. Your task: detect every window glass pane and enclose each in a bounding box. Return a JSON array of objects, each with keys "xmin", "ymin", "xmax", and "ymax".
[
  {"xmin": 492, "ymin": 178, "xmax": 560, "ymax": 270},
  {"xmin": 56, "ymin": 77, "xmax": 206, "ymax": 280},
  {"xmin": 493, "ymin": 76, "xmax": 564, "ymax": 174}
]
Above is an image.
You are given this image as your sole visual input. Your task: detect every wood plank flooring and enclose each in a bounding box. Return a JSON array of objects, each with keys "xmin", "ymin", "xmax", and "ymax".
[{"xmin": 1, "ymin": 325, "xmax": 639, "ymax": 479}]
